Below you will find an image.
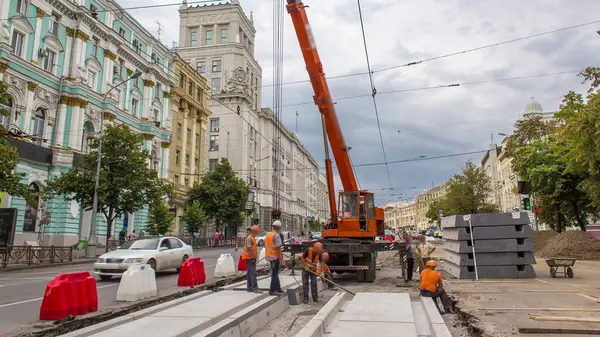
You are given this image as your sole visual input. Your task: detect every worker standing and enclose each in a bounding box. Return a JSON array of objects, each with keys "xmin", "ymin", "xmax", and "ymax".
[
  {"xmin": 403, "ymin": 233, "xmax": 414, "ymax": 282},
  {"xmin": 242, "ymin": 225, "xmax": 262, "ymax": 293},
  {"xmin": 319, "ymin": 252, "xmax": 336, "ymax": 290},
  {"xmin": 415, "ymin": 235, "xmax": 436, "ymax": 273},
  {"xmin": 301, "ymin": 242, "xmax": 323, "ymax": 303},
  {"xmin": 266, "ymin": 220, "xmax": 284, "ymax": 296},
  {"xmin": 419, "ymin": 260, "xmax": 451, "ymax": 314}
]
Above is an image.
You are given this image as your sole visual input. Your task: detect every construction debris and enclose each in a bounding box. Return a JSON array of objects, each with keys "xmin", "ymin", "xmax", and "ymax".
[
  {"xmin": 533, "ymin": 230, "xmax": 559, "ymax": 251},
  {"xmin": 538, "ymin": 230, "xmax": 600, "ymax": 260}
]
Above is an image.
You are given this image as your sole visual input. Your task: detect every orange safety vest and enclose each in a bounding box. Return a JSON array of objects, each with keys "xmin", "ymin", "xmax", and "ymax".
[
  {"xmin": 304, "ymin": 248, "xmax": 321, "ymax": 271},
  {"xmin": 241, "ymin": 235, "xmax": 257, "ymax": 260},
  {"xmin": 317, "ymin": 262, "xmax": 330, "ymax": 274},
  {"xmin": 265, "ymin": 232, "xmax": 279, "ymax": 259}
]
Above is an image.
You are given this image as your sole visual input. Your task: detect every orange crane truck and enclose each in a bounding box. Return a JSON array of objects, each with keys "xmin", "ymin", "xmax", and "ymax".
[{"xmin": 282, "ymin": 0, "xmax": 407, "ymax": 282}]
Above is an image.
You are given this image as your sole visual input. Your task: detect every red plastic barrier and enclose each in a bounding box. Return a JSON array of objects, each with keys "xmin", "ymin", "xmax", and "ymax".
[
  {"xmin": 237, "ymin": 256, "xmax": 247, "ymax": 271},
  {"xmin": 40, "ymin": 271, "xmax": 97, "ymax": 320},
  {"xmin": 177, "ymin": 257, "xmax": 206, "ymax": 287}
]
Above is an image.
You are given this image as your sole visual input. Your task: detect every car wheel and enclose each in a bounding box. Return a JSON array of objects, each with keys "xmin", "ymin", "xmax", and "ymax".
[
  {"xmin": 99, "ymin": 275, "xmax": 112, "ymax": 281},
  {"xmin": 147, "ymin": 258, "xmax": 157, "ymax": 271},
  {"xmin": 177, "ymin": 255, "xmax": 189, "ymax": 273}
]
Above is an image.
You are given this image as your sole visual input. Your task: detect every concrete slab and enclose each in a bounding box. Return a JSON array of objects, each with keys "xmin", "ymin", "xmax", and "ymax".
[
  {"xmin": 153, "ymin": 291, "xmax": 263, "ymax": 318},
  {"xmin": 328, "ymin": 321, "xmax": 418, "ymax": 337},
  {"xmin": 90, "ymin": 316, "xmax": 212, "ymax": 337},
  {"xmin": 444, "ymin": 260, "xmax": 537, "ymax": 279},
  {"xmin": 219, "ymin": 275, "xmax": 269, "ymax": 290},
  {"xmin": 442, "ymin": 212, "xmax": 530, "ymax": 228},
  {"xmin": 420, "ymin": 297, "xmax": 444, "ymax": 325},
  {"xmin": 340, "ymin": 293, "xmax": 414, "ymax": 323},
  {"xmin": 294, "ymin": 319, "xmax": 323, "ymax": 337},
  {"xmin": 444, "ymin": 238, "xmax": 534, "ymax": 254},
  {"xmin": 431, "ymin": 323, "xmax": 452, "ymax": 337},
  {"xmin": 410, "ymin": 300, "xmax": 432, "ymax": 337},
  {"xmin": 312, "ymin": 292, "xmax": 346, "ymax": 329},
  {"xmin": 443, "ymin": 224, "xmax": 532, "ymax": 241},
  {"xmin": 232, "ymin": 275, "xmax": 300, "ymax": 291},
  {"xmin": 444, "ymin": 250, "xmax": 537, "ymax": 266}
]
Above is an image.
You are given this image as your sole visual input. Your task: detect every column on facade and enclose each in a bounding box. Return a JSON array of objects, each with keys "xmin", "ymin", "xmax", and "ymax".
[
  {"xmin": 191, "ymin": 114, "xmax": 198, "ymax": 182},
  {"xmin": 23, "ymin": 83, "xmax": 36, "ymax": 134},
  {"xmin": 142, "ymin": 80, "xmax": 154, "ymax": 119},
  {"xmin": 123, "ymin": 76, "xmax": 130, "ymax": 112},
  {"xmin": 231, "ymin": 21, "xmax": 240, "ymax": 43},
  {"xmin": 54, "ymin": 98, "xmax": 68, "ymax": 147},
  {"xmin": 162, "ymin": 145, "xmax": 170, "ymax": 179},
  {"xmin": 180, "ymin": 107, "xmax": 188, "ymax": 176},
  {"xmin": 63, "ymin": 29, "xmax": 74, "ymax": 77},
  {"xmin": 68, "ymin": 104, "xmax": 81, "ymax": 149},
  {"xmin": 102, "ymin": 49, "xmax": 117, "ymax": 94},
  {"xmin": 70, "ymin": 31, "xmax": 89, "ymax": 78},
  {"xmin": 162, "ymin": 90, "xmax": 171, "ymax": 126},
  {"xmin": 31, "ymin": 8, "xmax": 45, "ymax": 64}
]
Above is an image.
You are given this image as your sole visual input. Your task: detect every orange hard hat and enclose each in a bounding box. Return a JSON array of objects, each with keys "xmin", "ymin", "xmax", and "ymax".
[
  {"xmin": 322, "ymin": 252, "xmax": 329, "ymax": 260},
  {"xmin": 426, "ymin": 260, "xmax": 438, "ymax": 268},
  {"xmin": 251, "ymin": 225, "xmax": 260, "ymax": 232},
  {"xmin": 313, "ymin": 242, "xmax": 323, "ymax": 251}
]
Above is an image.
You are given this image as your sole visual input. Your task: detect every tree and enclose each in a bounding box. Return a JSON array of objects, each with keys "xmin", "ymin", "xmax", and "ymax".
[
  {"xmin": 504, "ymin": 115, "xmax": 554, "ymax": 157},
  {"xmin": 146, "ymin": 200, "xmax": 174, "ymax": 236},
  {"xmin": 309, "ymin": 219, "xmax": 323, "ymax": 231},
  {"xmin": 46, "ymin": 124, "xmax": 171, "ymax": 250},
  {"xmin": 187, "ymin": 158, "xmax": 251, "ymax": 232},
  {"xmin": 438, "ymin": 161, "xmax": 499, "ymax": 216},
  {"xmin": 181, "ymin": 200, "xmax": 208, "ymax": 237},
  {"xmin": 425, "ymin": 200, "xmax": 446, "ymax": 226}
]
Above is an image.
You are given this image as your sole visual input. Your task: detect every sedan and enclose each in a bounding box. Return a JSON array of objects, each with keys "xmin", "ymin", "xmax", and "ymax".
[{"xmin": 94, "ymin": 236, "xmax": 193, "ymax": 280}]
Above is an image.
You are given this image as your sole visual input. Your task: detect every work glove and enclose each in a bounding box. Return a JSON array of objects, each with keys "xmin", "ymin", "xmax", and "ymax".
[
  {"xmin": 320, "ymin": 273, "xmax": 325, "ymax": 279},
  {"xmin": 304, "ymin": 265, "xmax": 310, "ymax": 272}
]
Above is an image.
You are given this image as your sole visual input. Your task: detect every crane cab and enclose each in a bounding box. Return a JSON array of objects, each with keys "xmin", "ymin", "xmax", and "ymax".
[{"xmin": 322, "ymin": 191, "xmax": 384, "ymax": 239}]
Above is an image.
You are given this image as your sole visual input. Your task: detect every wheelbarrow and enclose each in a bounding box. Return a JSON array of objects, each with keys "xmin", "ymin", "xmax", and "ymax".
[{"xmin": 545, "ymin": 257, "xmax": 576, "ymax": 278}]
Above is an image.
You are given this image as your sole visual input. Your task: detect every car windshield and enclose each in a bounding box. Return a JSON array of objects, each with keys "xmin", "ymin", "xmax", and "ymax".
[
  {"xmin": 119, "ymin": 238, "xmax": 159, "ymax": 250},
  {"xmin": 313, "ymin": 232, "xmax": 321, "ymax": 237}
]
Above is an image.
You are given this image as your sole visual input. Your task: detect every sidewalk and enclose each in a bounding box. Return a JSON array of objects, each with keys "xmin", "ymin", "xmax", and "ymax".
[{"xmin": 0, "ymin": 257, "xmax": 96, "ymax": 273}]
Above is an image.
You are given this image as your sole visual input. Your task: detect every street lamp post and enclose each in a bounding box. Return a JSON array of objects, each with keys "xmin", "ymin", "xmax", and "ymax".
[
  {"xmin": 247, "ymin": 155, "xmax": 270, "ymax": 230},
  {"xmin": 86, "ymin": 70, "xmax": 143, "ymax": 258}
]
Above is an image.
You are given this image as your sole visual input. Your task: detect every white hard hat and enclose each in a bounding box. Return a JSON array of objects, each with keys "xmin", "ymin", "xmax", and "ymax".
[{"xmin": 272, "ymin": 220, "xmax": 282, "ymax": 228}]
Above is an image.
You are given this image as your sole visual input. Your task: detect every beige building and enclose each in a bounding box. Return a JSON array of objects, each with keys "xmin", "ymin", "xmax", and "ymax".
[
  {"xmin": 167, "ymin": 54, "xmax": 211, "ymax": 235},
  {"xmin": 384, "ymin": 202, "xmax": 416, "ymax": 232},
  {"xmin": 415, "ymin": 183, "xmax": 447, "ymax": 231}
]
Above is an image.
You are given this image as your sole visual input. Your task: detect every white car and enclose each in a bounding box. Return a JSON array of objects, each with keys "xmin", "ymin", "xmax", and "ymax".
[
  {"xmin": 93, "ymin": 236, "xmax": 193, "ymax": 280},
  {"xmin": 256, "ymin": 233, "xmax": 268, "ymax": 246}
]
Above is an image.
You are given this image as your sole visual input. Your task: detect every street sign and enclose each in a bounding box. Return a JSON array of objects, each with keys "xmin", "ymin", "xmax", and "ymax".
[
  {"xmin": 245, "ymin": 201, "xmax": 253, "ymax": 210},
  {"xmin": 512, "ymin": 187, "xmax": 519, "ymax": 195},
  {"xmin": 438, "ymin": 209, "xmax": 444, "ymax": 217}
]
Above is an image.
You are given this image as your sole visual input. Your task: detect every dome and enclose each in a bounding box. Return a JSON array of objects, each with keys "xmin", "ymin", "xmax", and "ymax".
[{"xmin": 524, "ymin": 98, "xmax": 543, "ymax": 115}]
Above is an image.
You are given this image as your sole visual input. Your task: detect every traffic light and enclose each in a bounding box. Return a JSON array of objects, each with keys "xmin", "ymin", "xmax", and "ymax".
[{"xmin": 523, "ymin": 198, "xmax": 531, "ymax": 211}]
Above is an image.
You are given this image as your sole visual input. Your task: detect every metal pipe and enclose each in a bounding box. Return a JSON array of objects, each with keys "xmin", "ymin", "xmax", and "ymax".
[{"xmin": 467, "ymin": 216, "xmax": 479, "ymax": 281}]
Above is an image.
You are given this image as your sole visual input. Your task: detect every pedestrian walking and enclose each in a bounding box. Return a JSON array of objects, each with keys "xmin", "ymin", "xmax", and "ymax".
[
  {"xmin": 266, "ymin": 220, "xmax": 284, "ymax": 296},
  {"xmin": 139, "ymin": 229, "xmax": 145, "ymax": 238},
  {"xmin": 242, "ymin": 225, "xmax": 262, "ymax": 293},
  {"xmin": 118, "ymin": 228, "xmax": 126, "ymax": 246},
  {"xmin": 416, "ymin": 235, "xmax": 436, "ymax": 273},
  {"xmin": 301, "ymin": 242, "xmax": 323, "ymax": 303}
]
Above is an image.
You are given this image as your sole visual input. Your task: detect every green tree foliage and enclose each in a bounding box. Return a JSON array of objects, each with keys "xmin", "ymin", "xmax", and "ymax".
[
  {"xmin": 146, "ymin": 200, "xmax": 174, "ymax": 236},
  {"xmin": 425, "ymin": 200, "xmax": 445, "ymax": 226},
  {"xmin": 181, "ymin": 200, "xmax": 208, "ymax": 237},
  {"xmin": 429, "ymin": 161, "xmax": 499, "ymax": 218},
  {"xmin": 309, "ymin": 219, "xmax": 323, "ymax": 231},
  {"xmin": 187, "ymin": 159, "xmax": 250, "ymax": 232},
  {"xmin": 504, "ymin": 115, "xmax": 553, "ymax": 157},
  {"xmin": 0, "ymin": 81, "xmax": 31, "ymax": 202},
  {"xmin": 46, "ymin": 124, "xmax": 172, "ymax": 250}
]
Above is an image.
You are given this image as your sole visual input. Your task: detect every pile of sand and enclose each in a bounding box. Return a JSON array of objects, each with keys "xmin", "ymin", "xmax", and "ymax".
[
  {"xmin": 538, "ymin": 230, "xmax": 600, "ymax": 260},
  {"xmin": 533, "ymin": 230, "xmax": 559, "ymax": 251}
]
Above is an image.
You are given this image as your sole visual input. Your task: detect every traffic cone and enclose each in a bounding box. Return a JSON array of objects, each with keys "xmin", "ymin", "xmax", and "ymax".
[{"xmin": 235, "ymin": 240, "xmax": 238, "ymax": 252}]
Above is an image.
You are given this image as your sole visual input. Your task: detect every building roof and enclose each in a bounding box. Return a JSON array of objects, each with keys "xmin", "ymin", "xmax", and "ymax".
[{"xmin": 524, "ymin": 97, "xmax": 543, "ymax": 116}]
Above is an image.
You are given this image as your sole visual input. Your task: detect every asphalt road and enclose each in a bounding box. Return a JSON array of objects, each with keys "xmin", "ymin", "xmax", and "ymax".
[{"xmin": 0, "ymin": 247, "xmax": 242, "ymax": 336}]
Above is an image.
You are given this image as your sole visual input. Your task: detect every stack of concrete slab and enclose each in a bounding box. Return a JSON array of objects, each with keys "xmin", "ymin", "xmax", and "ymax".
[{"xmin": 442, "ymin": 212, "xmax": 537, "ymax": 279}]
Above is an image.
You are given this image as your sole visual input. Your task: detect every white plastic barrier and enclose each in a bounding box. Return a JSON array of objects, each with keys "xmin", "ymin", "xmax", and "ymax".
[
  {"xmin": 116, "ymin": 264, "xmax": 157, "ymax": 302},
  {"xmin": 214, "ymin": 253, "xmax": 236, "ymax": 278}
]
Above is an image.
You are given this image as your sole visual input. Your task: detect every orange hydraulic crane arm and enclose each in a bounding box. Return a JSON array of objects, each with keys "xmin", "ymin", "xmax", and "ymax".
[{"xmin": 286, "ymin": 0, "xmax": 359, "ymax": 194}]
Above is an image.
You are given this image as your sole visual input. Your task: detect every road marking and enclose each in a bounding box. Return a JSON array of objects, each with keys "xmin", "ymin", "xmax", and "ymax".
[
  {"xmin": 0, "ymin": 284, "xmax": 118, "ymax": 309},
  {"xmin": 0, "ymin": 279, "xmax": 54, "ymax": 288}
]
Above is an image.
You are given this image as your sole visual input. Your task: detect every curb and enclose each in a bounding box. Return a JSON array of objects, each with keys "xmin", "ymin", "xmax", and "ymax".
[
  {"xmin": 0, "ymin": 259, "xmax": 95, "ymax": 273},
  {"xmin": 295, "ymin": 292, "xmax": 346, "ymax": 337}
]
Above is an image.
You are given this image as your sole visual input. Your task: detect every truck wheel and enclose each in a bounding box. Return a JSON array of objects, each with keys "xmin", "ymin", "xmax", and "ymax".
[{"xmin": 366, "ymin": 253, "xmax": 376, "ymax": 283}]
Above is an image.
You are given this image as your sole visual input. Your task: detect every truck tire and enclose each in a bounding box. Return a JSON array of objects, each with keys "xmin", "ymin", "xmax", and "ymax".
[{"xmin": 366, "ymin": 253, "xmax": 376, "ymax": 283}]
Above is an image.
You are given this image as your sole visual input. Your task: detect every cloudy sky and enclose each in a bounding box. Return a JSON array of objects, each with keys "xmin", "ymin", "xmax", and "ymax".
[{"xmin": 121, "ymin": 0, "xmax": 599, "ymax": 205}]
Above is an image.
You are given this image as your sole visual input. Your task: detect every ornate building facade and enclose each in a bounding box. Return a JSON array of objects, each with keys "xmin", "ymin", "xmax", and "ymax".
[{"xmin": 0, "ymin": 0, "xmax": 175, "ymax": 245}]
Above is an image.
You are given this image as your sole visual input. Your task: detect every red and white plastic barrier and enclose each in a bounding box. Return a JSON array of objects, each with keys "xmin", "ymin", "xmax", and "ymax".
[
  {"xmin": 39, "ymin": 272, "xmax": 98, "ymax": 320},
  {"xmin": 177, "ymin": 257, "xmax": 206, "ymax": 287}
]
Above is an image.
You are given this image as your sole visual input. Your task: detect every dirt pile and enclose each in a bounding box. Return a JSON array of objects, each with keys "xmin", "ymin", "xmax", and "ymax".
[
  {"xmin": 533, "ymin": 230, "xmax": 559, "ymax": 251},
  {"xmin": 538, "ymin": 230, "xmax": 600, "ymax": 260}
]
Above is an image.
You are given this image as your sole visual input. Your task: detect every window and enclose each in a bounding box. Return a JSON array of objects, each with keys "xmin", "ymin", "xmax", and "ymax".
[
  {"xmin": 186, "ymin": 128, "xmax": 191, "ymax": 143},
  {"xmin": 130, "ymin": 98, "xmax": 139, "ymax": 116},
  {"xmin": 211, "ymin": 78, "xmax": 220, "ymax": 93},
  {"xmin": 32, "ymin": 108, "xmax": 45, "ymax": 145},
  {"xmin": 133, "ymin": 40, "xmax": 141, "ymax": 55},
  {"xmin": 188, "ymin": 81, "xmax": 193, "ymax": 95},
  {"xmin": 156, "ymin": 83, "xmax": 161, "ymax": 98},
  {"xmin": 190, "ymin": 31, "xmax": 197, "ymax": 46},
  {"xmin": 90, "ymin": 4, "xmax": 98, "ymax": 14},
  {"xmin": 196, "ymin": 61, "xmax": 206, "ymax": 73},
  {"xmin": 11, "ymin": 31, "xmax": 24, "ymax": 57},
  {"xmin": 118, "ymin": 58, "xmax": 124, "ymax": 76},
  {"xmin": 49, "ymin": 14, "xmax": 59, "ymax": 35},
  {"xmin": 16, "ymin": 0, "xmax": 27, "ymax": 14},
  {"xmin": 0, "ymin": 98, "xmax": 11, "ymax": 128},
  {"xmin": 91, "ymin": 37, "xmax": 99, "ymax": 57},
  {"xmin": 119, "ymin": 28, "xmax": 125, "ymax": 38},
  {"xmin": 176, "ymin": 123, "xmax": 182, "ymax": 137},
  {"xmin": 87, "ymin": 70, "xmax": 97, "ymax": 89},
  {"xmin": 179, "ymin": 72, "xmax": 184, "ymax": 87},
  {"xmin": 221, "ymin": 29, "xmax": 227, "ymax": 43},
  {"xmin": 23, "ymin": 183, "xmax": 40, "ymax": 232},
  {"xmin": 175, "ymin": 150, "xmax": 180, "ymax": 165},
  {"xmin": 151, "ymin": 150, "xmax": 159, "ymax": 171},
  {"xmin": 174, "ymin": 175, "xmax": 179, "ymax": 184},
  {"xmin": 196, "ymin": 88, "xmax": 202, "ymax": 101},
  {"xmin": 210, "ymin": 118, "xmax": 219, "ymax": 132},
  {"xmin": 153, "ymin": 108, "xmax": 160, "ymax": 122},
  {"xmin": 185, "ymin": 154, "xmax": 190, "ymax": 168},
  {"xmin": 43, "ymin": 50, "xmax": 56, "ymax": 73},
  {"xmin": 212, "ymin": 60, "xmax": 221, "ymax": 72},
  {"xmin": 184, "ymin": 178, "xmax": 189, "ymax": 187},
  {"xmin": 205, "ymin": 30, "xmax": 213, "ymax": 45},
  {"xmin": 194, "ymin": 157, "xmax": 199, "ymax": 171},
  {"xmin": 195, "ymin": 133, "xmax": 200, "ymax": 146},
  {"xmin": 209, "ymin": 135, "xmax": 219, "ymax": 151},
  {"xmin": 209, "ymin": 159, "xmax": 218, "ymax": 171}
]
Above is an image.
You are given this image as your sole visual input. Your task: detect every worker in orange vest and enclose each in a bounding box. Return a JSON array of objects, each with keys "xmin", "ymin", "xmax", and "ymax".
[
  {"xmin": 265, "ymin": 220, "xmax": 284, "ymax": 296},
  {"xmin": 301, "ymin": 242, "xmax": 323, "ymax": 303},
  {"xmin": 242, "ymin": 225, "xmax": 262, "ymax": 293},
  {"xmin": 319, "ymin": 252, "xmax": 336, "ymax": 290}
]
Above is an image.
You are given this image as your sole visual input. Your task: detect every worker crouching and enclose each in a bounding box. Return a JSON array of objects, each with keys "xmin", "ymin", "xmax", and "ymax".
[
  {"xmin": 419, "ymin": 260, "xmax": 451, "ymax": 314},
  {"xmin": 301, "ymin": 242, "xmax": 323, "ymax": 304},
  {"xmin": 319, "ymin": 252, "xmax": 336, "ymax": 290},
  {"xmin": 242, "ymin": 225, "xmax": 262, "ymax": 293}
]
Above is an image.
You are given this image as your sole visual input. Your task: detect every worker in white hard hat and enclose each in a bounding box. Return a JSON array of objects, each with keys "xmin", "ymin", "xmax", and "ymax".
[
  {"xmin": 266, "ymin": 220, "xmax": 284, "ymax": 295},
  {"xmin": 242, "ymin": 225, "xmax": 262, "ymax": 293}
]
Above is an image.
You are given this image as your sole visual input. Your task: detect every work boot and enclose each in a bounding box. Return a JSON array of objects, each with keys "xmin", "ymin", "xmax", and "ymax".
[
  {"xmin": 269, "ymin": 290, "xmax": 284, "ymax": 296},
  {"xmin": 303, "ymin": 298, "xmax": 309, "ymax": 304},
  {"xmin": 312, "ymin": 298, "xmax": 320, "ymax": 303},
  {"xmin": 254, "ymin": 289, "xmax": 264, "ymax": 294}
]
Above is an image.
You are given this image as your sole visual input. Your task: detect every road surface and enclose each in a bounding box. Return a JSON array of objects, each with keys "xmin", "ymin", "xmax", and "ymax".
[{"xmin": 0, "ymin": 246, "xmax": 242, "ymax": 336}]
